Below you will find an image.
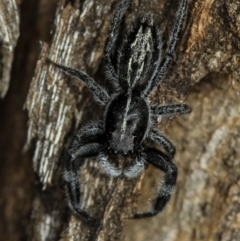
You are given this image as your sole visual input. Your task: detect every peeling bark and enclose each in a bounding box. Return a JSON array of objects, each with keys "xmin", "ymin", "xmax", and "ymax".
[
  {"xmin": 0, "ymin": 0, "xmax": 19, "ymax": 98},
  {"xmin": 0, "ymin": 0, "xmax": 240, "ymax": 241}
]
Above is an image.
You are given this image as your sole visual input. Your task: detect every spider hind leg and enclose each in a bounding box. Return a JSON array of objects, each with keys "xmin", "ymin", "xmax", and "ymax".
[
  {"xmin": 145, "ymin": 0, "xmax": 189, "ymax": 95},
  {"xmin": 104, "ymin": 0, "xmax": 131, "ymax": 86}
]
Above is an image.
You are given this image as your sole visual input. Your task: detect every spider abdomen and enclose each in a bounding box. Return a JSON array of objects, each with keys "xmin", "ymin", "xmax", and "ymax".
[
  {"xmin": 118, "ymin": 14, "xmax": 162, "ymax": 92},
  {"xmin": 105, "ymin": 93, "xmax": 149, "ymax": 154}
]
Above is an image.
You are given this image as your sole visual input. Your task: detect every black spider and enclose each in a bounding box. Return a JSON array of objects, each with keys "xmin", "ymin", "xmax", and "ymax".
[{"xmin": 49, "ymin": 0, "xmax": 191, "ymax": 226}]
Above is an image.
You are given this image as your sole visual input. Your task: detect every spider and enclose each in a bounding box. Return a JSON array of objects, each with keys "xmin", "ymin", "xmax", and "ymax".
[{"xmin": 49, "ymin": 0, "xmax": 191, "ymax": 226}]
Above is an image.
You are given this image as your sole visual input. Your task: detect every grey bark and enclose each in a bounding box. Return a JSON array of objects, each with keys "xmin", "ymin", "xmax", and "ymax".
[
  {"xmin": 0, "ymin": 0, "xmax": 240, "ymax": 241},
  {"xmin": 0, "ymin": 0, "xmax": 19, "ymax": 97}
]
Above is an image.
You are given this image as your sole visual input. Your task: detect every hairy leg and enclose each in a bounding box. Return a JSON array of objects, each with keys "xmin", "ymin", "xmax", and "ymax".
[
  {"xmin": 149, "ymin": 128, "xmax": 176, "ymax": 159},
  {"xmin": 134, "ymin": 148, "xmax": 177, "ymax": 218},
  {"xmin": 151, "ymin": 103, "xmax": 191, "ymax": 116},
  {"xmin": 147, "ymin": 0, "xmax": 188, "ymax": 94},
  {"xmin": 104, "ymin": 0, "xmax": 131, "ymax": 85},
  {"xmin": 48, "ymin": 59, "xmax": 110, "ymax": 105},
  {"xmin": 63, "ymin": 122, "xmax": 104, "ymax": 226}
]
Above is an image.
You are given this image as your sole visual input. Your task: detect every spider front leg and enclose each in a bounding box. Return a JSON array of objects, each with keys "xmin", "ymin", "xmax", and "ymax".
[
  {"xmin": 149, "ymin": 103, "xmax": 191, "ymax": 158},
  {"xmin": 149, "ymin": 128, "xmax": 176, "ymax": 159},
  {"xmin": 134, "ymin": 148, "xmax": 177, "ymax": 218},
  {"xmin": 63, "ymin": 122, "xmax": 104, "ymax": 226}
]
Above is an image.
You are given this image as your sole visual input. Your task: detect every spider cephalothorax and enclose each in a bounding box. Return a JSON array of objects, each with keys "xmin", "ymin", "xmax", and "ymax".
[{"xmin": 49, "ymin": 0, "xmax": 191, "ymax": 226}]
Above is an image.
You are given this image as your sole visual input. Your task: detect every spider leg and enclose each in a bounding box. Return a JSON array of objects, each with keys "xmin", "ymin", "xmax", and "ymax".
[
  {"xmin": 146, "ymin": 0, "xmax": 188, "ymax": 94},
  {"xmin": 123, "ymin": 153, "xmax": 145, "ymax": 178},
  {"xmin": 63, "ymin": 121, "xmax": 105, "ymax": 226},
  {"xmin": 134, "ymin": 148, "xmax": 177, "ymax": 218},
  {"xmin": 48, "ymin": 59, "xmax": 110, "ymax": 106},
  {"xmin": 149, "ymin": 128, "xmax": 176, "ymax": 159},
  {"xmin": 151, "ymin": 103, "xmax": 191, "ymax": 117},
  {"xmin": 104, "ymin": 0, "xmax": 131, "ymax": 85}
]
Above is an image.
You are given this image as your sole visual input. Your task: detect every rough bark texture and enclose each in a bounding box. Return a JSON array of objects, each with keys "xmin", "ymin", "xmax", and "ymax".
[
  {"xmin": 0, "ymin": 0, "xmax": 19, "ymax": 97},
  {"xmin": 0, "ymin": 0, "xmax": 240, "ymax": 241}
]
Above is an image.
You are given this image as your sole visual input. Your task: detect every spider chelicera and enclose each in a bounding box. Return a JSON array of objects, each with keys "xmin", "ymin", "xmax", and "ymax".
[{"xmin": 49, "ymin": 0, "xmax": 191, "ymax": 226}]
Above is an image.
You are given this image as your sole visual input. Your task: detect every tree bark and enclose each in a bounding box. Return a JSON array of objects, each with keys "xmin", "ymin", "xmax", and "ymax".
[
  {"xmin": 0, "ymin": 0, "xmax": 19, "ymax": 98},
  {"xmin": 1, "ymin": 0, "xmax": 240, "ymax": 241}
]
